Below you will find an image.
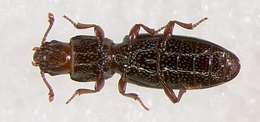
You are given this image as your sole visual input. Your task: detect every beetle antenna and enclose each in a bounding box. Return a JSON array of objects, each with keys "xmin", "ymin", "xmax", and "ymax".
[
  {"xmin": 40, "ymin": 71, "xmax": 54, "ymax": 102},
  {"xmin": 42, "ymin": 13, "xmax": 55, "ymax": 44}
]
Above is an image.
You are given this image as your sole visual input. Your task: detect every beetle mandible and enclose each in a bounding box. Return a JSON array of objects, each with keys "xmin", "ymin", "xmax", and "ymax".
[{"xmin": 32, "ymin": 13, "xmax": 240, "ymax": 110}]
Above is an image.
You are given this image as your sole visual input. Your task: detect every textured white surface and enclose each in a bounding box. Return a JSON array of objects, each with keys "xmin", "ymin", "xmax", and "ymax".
[{"xmin": 0, "ymin": 0, "xmax": 259, "ymax": 122}]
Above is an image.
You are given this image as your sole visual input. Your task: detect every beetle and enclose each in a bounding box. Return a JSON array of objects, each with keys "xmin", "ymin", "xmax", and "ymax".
[{"xmin": 32, "ymin": 13, "xmax": 240, "ymax": 110}]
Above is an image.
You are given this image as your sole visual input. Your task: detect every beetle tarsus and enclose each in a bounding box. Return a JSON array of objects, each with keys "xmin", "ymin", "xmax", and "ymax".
[
  {"xmin": 192, "ymin": 17, "xmax": 208, "ymax": 29},
  {"xmin": 162, "ymin": 17, "xmax": 208, "ymax": 39},
  {"xmin": 118, "ymin": 77, "xmax": 149, "ymax": 111},
  {"xmin": 66, "ymin": 73, "xmax": 105, "ymax": 104},
  {"xmin": 63, "ymin": 15, "xmax": 105, "ymax": 39},
  {"xmin": 65, "ymin": 88, "xmax": 92, "ymax": 104},
  {"xmin": 177, "ymin": 88, "xmax": 186, "ymax": 102}
]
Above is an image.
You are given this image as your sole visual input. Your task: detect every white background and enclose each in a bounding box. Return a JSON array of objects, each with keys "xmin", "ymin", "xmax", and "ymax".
[{"xmin": 0, "ymin": 0, "xmax": 259, "ymax": 122}]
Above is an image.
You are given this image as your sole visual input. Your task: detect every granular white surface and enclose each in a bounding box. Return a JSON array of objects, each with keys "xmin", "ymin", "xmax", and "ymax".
[{"xmin": 0, "ymin": 0, "xmax": 259, "ymax": 122}]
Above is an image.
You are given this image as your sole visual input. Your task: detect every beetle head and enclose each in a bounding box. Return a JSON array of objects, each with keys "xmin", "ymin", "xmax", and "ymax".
[{"xmin": 32, "ymin": 40, "xmax": 71, "ymax": 76}]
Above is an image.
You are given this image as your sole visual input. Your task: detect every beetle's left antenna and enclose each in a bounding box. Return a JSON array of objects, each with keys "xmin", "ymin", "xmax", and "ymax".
[{"xmin": 42, "ymin": 13, "xmax": 55, "ymax": 44}]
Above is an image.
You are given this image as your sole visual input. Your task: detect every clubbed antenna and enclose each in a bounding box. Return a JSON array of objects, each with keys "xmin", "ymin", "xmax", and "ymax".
[{"xmin": 42, "ymin": 13, "xmax": 55, "ymax": 44}]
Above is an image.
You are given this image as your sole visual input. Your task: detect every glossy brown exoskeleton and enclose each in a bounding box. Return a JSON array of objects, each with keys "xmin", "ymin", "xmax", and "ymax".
[{"xmin": 32, "ymin": 13, "xmax": 240, "ymax": 110}]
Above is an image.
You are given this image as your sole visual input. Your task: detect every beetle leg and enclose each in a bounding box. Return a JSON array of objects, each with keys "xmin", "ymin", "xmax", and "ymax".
[
  {"xmin": 160, "ymin": 80, "xmax": 186, "ymax": 103},
  {"xmin": 160, "ymin": 17, "xmax": 208, "ymax": 39},
  {"xmin": 66, "ymin": 73, "xmax": 104, "ymax": 104},
  {"xmin": 129, "ymin": 24, "xmax": 156, "ymax": 41},
  {"xmin": 118, "ymin": 76, "xmax": 149, "ymax": 111},
  {"xmin": 63, "ymin": 15, "xmax": 104, "ymax": 40},
  {"xmin": 40, "ymin": 71, "xmax": 54, "ymax": 102},
  {"xmin": 42, "ymin": 13, "xmax": 55, "ymax": 44}
]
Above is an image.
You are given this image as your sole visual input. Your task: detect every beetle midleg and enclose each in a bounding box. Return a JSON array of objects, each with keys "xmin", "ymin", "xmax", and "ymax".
[
  {"xmin": 157, "ymin": 17, "xmax": 208, "ymax": 39},
  {"xmin": 118, "ymin": 75, "xmax": 149, "ymax": 111},
  {"xmin": 66, "ymin": 73, "xmax": 105, "ymax": 104},
  {"xmin": 41, "ymin": 71, "xmax": 54, "ymax": 102},
  {"xmin": 129, "ymin": 24, "xmax": 156, "ymax": 41},
  {"xmin": 42, "ymin": 13, "xmax": 55, "ymax": 44},
  {"xmin": 160, "ymin": 80, "xmax": 187, "ymax": 103},
  {"xmin": 63, "ymin": 15, "xmax": 105, "ymax": 40}
]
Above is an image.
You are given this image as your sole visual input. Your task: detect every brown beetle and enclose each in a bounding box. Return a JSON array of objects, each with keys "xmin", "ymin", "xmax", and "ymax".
[{"xmin": 32, "ymin": 13, "xmax": 240, "ymax": 110}]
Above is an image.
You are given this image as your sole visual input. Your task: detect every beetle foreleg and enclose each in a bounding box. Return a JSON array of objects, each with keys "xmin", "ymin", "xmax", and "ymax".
[
  {"xmin": 66, "ymin": 73, "xmax": 105, "ymax": 104},
  {"xmin": 63, "ymin": 15, "xmax": 105, "ymax": 40},
  {"xmin": 118, "ymin": 76, "xmax": 149, "ymax": 111}
]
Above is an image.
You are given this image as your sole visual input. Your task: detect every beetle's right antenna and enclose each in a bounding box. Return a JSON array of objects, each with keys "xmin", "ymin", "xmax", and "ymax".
[
  {"xmin": 42, "ymin": 13, "xmax": 55, "ymax": 44},
  {"xmin": 41, "ymin": 71, "xmax": 54, "ymax": 102}
]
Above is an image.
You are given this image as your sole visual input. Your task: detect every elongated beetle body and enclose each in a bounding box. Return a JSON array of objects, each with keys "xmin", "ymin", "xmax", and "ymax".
[{"xmin": 32, "ymin": 13, "xmax": 240, "ymax": 110}]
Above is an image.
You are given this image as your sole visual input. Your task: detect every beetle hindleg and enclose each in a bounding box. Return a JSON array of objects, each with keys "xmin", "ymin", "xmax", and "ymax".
[
  {"xmin": 63, "ymin": 15, "xmax": 105, "ymax": 40},
  {"xmin": 118, "ymin": 76, "xmax": 149, "ymax": 111},
  {"xmin": 129, "ymin": 24, "xmax": 156, "ymax": 41},
  {"xmin": 158, "ymin": 17, "xmax": 208, "ymax": 39},
  {"xmin": 160, "ymin": 80, "xmax": 186, "ymax": 103},
  {"xmin": 66, "ymin": 73, "xmax": 105, "ymax": 104}
]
